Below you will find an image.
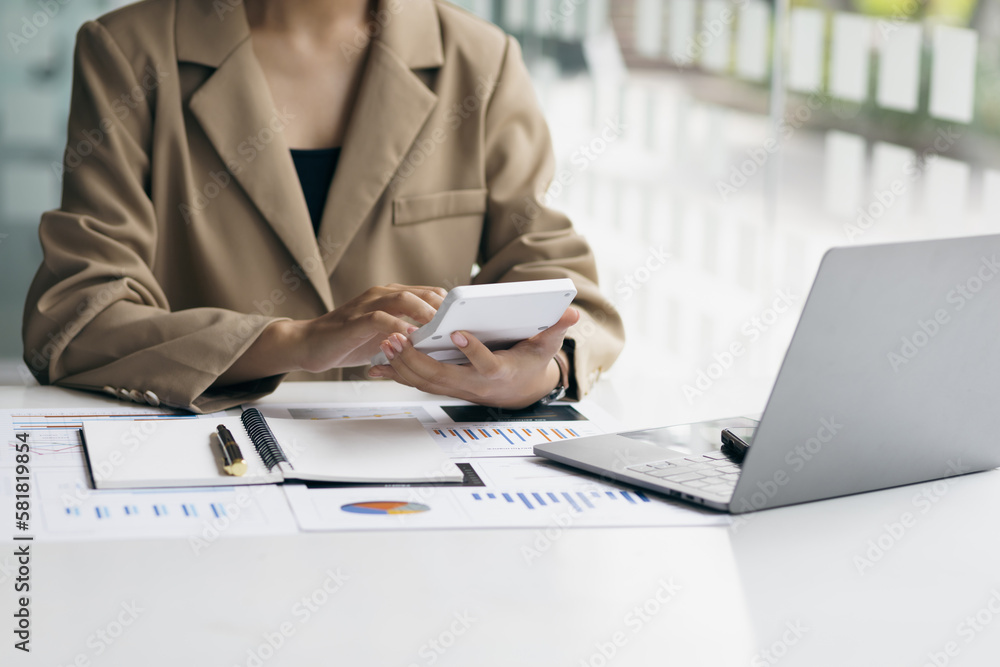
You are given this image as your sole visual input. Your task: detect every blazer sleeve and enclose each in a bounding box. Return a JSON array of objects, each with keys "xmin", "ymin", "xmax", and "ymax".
[
  {"xmin": 474, "ymin": 36, "xmax": 625, "ymax": 398},
  {"xmin": 21, "ymin": 22, "xmax": 283, "ymax": 414}
]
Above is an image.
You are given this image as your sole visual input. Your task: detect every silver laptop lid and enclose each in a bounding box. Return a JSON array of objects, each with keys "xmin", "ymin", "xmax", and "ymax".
[{"xmin": 732, "ymin": 234, "xmax": 1000, "ymax": 513}]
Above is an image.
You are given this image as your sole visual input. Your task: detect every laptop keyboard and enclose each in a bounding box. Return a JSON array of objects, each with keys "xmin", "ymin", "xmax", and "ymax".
[{"xmin": 626, "ymin": 451, "xmax": 740, "ymax": 497}]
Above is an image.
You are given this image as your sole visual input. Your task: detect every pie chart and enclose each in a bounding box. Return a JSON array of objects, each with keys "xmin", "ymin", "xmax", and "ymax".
[{"xmin": 340, "ymin": 501, "xmax": 430, "ymax": 515}]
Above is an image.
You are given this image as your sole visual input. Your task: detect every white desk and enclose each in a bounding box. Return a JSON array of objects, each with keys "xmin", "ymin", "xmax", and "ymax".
[{"xmin": 4, "ymin": 381, "xmax": 999, "ymax": 666}]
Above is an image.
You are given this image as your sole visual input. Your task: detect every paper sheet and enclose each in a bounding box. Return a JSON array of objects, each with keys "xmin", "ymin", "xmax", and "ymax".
[
  {"xmin": 2, "ymin": 400, "xmax": 727, "ymax": 540},
  {"xmin": 254, "ymin": 398, "xmax": 622, "ymax": 458},
  {"xmin": 284, "ymin": 457, "xmax": 729, "ymax": 531},
  {"xmin": 266, "ymin": 399, "xmax": 728, "ymax": 530},
  {"xmin": 0, "ymin": 407, "xmax": 298, "ymax": 541}
]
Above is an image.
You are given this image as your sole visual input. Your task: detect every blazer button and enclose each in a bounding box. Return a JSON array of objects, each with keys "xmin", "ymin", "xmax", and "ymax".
[
  {"xmin": 129, "ymin": 389, "xmax": 144, "ymax": 403},
  {"xmin": 143, "ymin": 390, "xmax": 160, "ymax": 407},
  {"xmin": 103, "ymin": 386, "xmax": 119, "ymax": 398},
  {"xmin": 118, "ymin": 388, "xmax": 132, "ymax": 401}
]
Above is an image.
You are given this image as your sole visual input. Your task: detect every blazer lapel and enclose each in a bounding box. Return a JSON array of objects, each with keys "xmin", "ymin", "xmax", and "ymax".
[
  {"xmin": 316, "ymin": 0, "xmax": 444, "ymax": 275},
  {"xmin": 177, "ymin": 0, "xmax": 334, "ymax": 310}
]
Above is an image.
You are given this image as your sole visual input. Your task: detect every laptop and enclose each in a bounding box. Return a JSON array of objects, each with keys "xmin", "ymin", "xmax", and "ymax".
[{"xmin": 536, "ymin": 234, "xmax": 1000, "ymax": 513}]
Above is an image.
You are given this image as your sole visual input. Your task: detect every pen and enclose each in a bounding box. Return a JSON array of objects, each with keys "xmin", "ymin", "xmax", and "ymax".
[{"xmin": 216, "ymin": 424, "xmax": 247, "ymax": 476}]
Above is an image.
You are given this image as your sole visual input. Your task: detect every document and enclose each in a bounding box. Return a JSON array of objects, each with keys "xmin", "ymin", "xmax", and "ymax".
[
  {"xmin": 284, "ymin": 457, "xmax": 729, "ymax": 531},
  {"xmin": 2, "ymin": 399, "xmax": 727, "ymax": 540},
  {"xmin": 81, "ymin": 410, "xmax": 462, "ymax": 488},
  {"xmin": 253, "ymin": 398, "xmax": 621, "ymax": 457},
  {"xmin": 0, "ymin": 407, "xmax": 298, "ymax": 541},
  {"xmin": 263, "ymin": 399, "xmax": 727, "ymax": 530}
]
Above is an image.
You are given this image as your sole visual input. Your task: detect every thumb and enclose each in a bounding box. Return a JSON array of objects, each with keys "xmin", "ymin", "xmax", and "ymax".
[{"xmin": 526, "ymin": 306, "xmax": 580, "ymax": 353}]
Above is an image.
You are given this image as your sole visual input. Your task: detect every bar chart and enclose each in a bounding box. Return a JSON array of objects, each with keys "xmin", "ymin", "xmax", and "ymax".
[
  {"xmin": 428, "ymin": 422, "xmax": 603, "ymax": 457},
  {"xmin": 470, "ymin": 488, "xmax": 651, "ymax": 512}
]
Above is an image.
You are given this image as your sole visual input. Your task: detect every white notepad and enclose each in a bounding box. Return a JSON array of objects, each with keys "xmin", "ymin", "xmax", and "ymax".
[{"xmin": 81, "ymin": 408, "xmax": 463, "ymax": 489}]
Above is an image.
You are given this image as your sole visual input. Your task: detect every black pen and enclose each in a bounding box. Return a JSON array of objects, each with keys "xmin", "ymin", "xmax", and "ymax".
[{"xmin": 216, "ymin": 424, "xmax": 247, "ymax": 476}]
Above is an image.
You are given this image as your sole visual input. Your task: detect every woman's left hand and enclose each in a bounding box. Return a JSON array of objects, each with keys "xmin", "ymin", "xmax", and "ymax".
[{"xmin": 368, "ymin": 307, "xmax": 580, "ymax": 409}]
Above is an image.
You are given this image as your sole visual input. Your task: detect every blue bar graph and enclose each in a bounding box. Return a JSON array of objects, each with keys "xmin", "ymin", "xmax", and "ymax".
[
  {"xmin": 562, "ymin": 492, "xmax": 581, "ymax": 512},
  {"xmin": 470, "ymin": 488, "xmax": 653, "ymax": 513}
]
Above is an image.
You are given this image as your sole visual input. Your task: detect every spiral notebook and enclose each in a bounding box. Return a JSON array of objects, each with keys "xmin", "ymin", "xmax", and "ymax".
[{"xmin": 80, "ymin": 408, "xmax": 463, "ymax": 490}]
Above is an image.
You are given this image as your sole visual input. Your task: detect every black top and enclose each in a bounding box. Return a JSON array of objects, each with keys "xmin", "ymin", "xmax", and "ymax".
[{"xmin": 289, "ymin": 147, "xmax": 341, "ymax": 234}]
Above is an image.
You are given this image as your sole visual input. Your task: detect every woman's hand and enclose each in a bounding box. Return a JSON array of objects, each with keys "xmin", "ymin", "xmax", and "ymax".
[
  {"xmin": 295, "ymin": 284, "xmax": 447, "ymax": 371},
  {"xmin": 216, "ymin": 284, "xmax": 446, "ymax": 386},
  {"xmin": 368, "ymin": 307, "xmax": 580, "ymax": 409}
]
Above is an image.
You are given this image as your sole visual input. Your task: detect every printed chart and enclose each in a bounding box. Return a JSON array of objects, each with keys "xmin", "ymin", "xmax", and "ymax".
[
  {"xmin": 33, "ymin": 467, "xmax": 297, "ymax": 539},
  {"xmin": 428, "ymin": 422, "xmax": 604, "ymax": 456},
  {"xmin": 258, "ymin": 400, "xmax": 619, "ymax": 457},
  {"xmin": 284, "ymin": 457, "xmax": 728, "ymax": 531}
]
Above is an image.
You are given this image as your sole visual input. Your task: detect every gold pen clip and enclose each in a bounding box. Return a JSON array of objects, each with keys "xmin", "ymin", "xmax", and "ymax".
[{"xmin": 216, "ymin": 424, "xmax": 247, "ymax": 476}]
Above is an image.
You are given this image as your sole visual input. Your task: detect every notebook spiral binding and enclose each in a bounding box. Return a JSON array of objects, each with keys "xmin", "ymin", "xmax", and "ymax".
[{"xmin": 240, "ymin": 408, "xmax": 292, "ymax": 472}]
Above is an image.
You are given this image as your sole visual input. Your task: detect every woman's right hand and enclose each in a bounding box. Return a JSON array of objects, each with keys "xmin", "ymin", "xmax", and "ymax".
[
  {"xmin": 216, "ymin": 284, "xmax": 447, "ymax": 386},
  {"xmin": 294, "ymin": 283, "xmax": 447, "ymax": 371}
]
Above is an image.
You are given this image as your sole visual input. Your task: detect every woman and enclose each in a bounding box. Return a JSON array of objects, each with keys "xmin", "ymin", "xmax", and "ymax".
[{"xmin": 22, "ymin": 0, "xmax": 623, "ymax": 413}]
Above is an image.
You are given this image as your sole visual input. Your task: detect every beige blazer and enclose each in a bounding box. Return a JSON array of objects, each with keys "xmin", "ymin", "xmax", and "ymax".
[{"xmin": 22, "ymin": 0, "xmax": 624, "ymax": 413}]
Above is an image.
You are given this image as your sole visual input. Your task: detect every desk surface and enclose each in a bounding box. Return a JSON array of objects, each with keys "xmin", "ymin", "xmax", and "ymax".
[{"xmin": 4, "ymin": 380, "xmax": 999, "ymax": 666}]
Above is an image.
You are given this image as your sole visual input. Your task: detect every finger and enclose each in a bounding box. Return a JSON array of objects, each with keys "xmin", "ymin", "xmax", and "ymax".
[
  {"xmin": 521, "ymin": 306, "xmax": 581, "ymax": 355},
  {"xmin": 359, "ymin": 285, "xmax": 446, "ymax": 312},
  {"xmin": 395, "ymin": 287, "xmax": 447, "ymax": 310},
  {"xmin": 450, "ymin": 330, "xmax": 502, "ymax": 377},
  {"xmin": 368, "ymin": 364, "xmax": 414, "ymax": 387},
  {"xmin": 399, "ymin": 287, "xmax": 447, "ymax": 313},
  {"xmin": 385, "ymin": 283, "xmax": 448, "ymax": 296},
  {"xmin": 369, "ymin": 291, "xmax": 440, "ymax": 324},
  {"xmin": 416, "ymin": 289, "xmax": 446, "ymax": 310},
  {"xmin": 382, "ymin": 284, "xmax": 448, "ymax": 307},
  {"xmin": 379, "ymin": 334, "xmax": 478, "ymax": 399},
  {"xmin": 343, "ymin": 311, "xmax": 416, "ymax": 343}
]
